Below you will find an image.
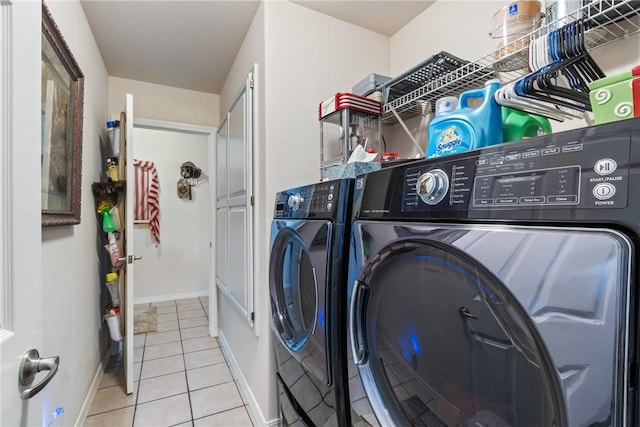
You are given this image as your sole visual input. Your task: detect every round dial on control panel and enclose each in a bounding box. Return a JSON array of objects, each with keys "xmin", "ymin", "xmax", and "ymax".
[
  {"xmin": 288, "ymin": 193, "xmax": 304, "ymax": 210},
  {"xmin": 416, "ymin": 169, "xmax": 449, "ymax": 205}
]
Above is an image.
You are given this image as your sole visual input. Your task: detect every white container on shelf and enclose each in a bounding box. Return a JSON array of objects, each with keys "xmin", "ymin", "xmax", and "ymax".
[
  {"xmin": 542, "ymin": 0, "xmax": 581, "ymax": 26},
  {"xmin": 106, "ymin": 120, "xmax": 120, "ymax": 157},
  {"xmin": 490, "ymin": 0, "xmax": 542, "ymax": 64}
]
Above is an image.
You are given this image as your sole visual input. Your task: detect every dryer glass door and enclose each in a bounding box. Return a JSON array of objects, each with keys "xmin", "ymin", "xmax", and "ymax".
[
  {"xmin": 350, "ymin": 238, "xmax": 567, "ymax": 427},
  {"xmin": 270, "ymin": 220, "xmax": 332, "ymax": 384}
]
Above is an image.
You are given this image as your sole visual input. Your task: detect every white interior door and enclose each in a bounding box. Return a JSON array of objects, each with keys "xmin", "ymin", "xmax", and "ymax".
[
  {"xmin": 216, "ymin": 118, "xmax": 229, "ymax": 295},
  {"xmin": 1, "ymin": 2, "xmax": 53, "ymax": 425},
  {"xmin": 124, "ymin": 93, "xmax": 136, "ymax": 394},
  {"xmin": 215, "ymin": 67, "xmax": 255, "ymax": 327}
]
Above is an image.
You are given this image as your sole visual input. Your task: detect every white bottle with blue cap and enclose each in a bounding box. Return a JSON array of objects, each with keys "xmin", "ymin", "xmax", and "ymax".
[{"xmin": 106, "ymin": 120, "xmax": 120, "ymax": 158}]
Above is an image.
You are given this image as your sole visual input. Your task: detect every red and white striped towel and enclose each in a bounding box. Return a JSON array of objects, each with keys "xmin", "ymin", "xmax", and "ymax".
[{"xmin": 133, "ymin": 159, "xmax": 160, "ymax": 246}]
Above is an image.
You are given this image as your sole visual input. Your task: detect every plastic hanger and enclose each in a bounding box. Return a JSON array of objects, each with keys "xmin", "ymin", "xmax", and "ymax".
[
  {"xmin": 538, "ymin": 21, "xmax": 605, "ymax": 108},
  {"xmin": 521, "ymin": 26, "xmax": 593, "ymax": 110},
  {"xmin": 494, "ymin": 47, "xmax": 573, "ymax": 121},
  {"xmin": 495, "ymin": 32, "xmax": 585, "ymax": 120}
]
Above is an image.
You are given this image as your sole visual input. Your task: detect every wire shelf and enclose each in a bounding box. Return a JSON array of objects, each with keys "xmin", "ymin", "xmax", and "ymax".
[{"xmin": 382, "ymin": 0, "xmax": 640, "ymax": 125}]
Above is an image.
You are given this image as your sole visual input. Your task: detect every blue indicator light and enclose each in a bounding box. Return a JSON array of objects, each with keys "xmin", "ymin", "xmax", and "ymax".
[{"xmin": 409, "ymin": 333, "xmax": 420, "ymax": 354}]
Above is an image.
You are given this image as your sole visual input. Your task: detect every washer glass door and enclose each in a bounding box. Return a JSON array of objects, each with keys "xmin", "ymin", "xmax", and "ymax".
[{"xmin": 270, "ymin": 220, "xmax": 331, "ymax": 383}]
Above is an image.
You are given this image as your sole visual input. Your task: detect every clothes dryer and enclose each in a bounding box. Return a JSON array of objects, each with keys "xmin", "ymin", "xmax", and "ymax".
[
  {"xmin": 345, "ymin": 118, "xmax": 640, "ymax": 426},
  {"xmin": 270, "ymin": 179, "xmax": 353, "ymax": 426}
]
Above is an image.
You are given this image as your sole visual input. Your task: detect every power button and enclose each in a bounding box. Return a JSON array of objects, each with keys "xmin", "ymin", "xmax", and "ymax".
[{"xmin": 593, "ymin": 183, "xmax": 616, "ymax": 200}]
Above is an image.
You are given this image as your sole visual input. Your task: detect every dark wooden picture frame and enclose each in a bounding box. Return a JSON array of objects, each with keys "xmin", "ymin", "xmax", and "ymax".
[{"xmin": 41, "ymin": 1, "xmax": 84, "ymax": 226}]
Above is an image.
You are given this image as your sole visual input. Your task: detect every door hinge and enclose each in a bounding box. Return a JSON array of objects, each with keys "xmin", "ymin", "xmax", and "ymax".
[
  {"xmin": 250, "ymin": 195, "xmax": 254, "ymax": 206},
  {"xmin": 249, "ymin": 79, "xmax": 254, "ymax": 89},
  {"xmin": 251, "ymin": 312, "xmax": 255, "ymax": 321}
]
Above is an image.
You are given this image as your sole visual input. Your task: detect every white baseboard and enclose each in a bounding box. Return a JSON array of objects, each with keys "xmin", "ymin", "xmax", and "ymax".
[
  {"xmin": 73, "ymin": 350, "xmax": 110, "ymax": 427},
  {"xmin": 134, "ymin": 289, "xmax": 208, "ymax": 305},
  {"xmin": 218, "ymin": 332, "xmax": 280, "ymax": 427}
]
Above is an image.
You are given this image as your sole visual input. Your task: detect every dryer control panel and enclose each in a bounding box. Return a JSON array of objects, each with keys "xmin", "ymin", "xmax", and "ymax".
[
  {"xmin": 401, "ymin": 130, "xmax": 631, "ymax": 212},
  {"xmin": 274, "ymin": 180, "xmax": 343, "ymax": 219}
]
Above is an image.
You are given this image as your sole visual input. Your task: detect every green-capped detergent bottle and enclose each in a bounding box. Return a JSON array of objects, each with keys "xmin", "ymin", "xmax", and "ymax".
[
  {"xmin": 502, "ymin": 107, "xmax": 552, "ymax": 142},
  {"xmin": 427, "ymin": 79, "xmax": 503, "ymax": 158},
  {"xmin": 102, "ymin": 207, "xmax": 116, "ymax": 233}
]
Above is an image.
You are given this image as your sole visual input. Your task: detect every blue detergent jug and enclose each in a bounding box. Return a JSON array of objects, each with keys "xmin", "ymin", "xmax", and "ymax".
[{"xmin": 427, "ymin": 79, "xmax": 503, "ymax": 158}]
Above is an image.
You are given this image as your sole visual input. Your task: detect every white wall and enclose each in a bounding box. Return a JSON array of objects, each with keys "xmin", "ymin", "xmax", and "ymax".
[
  {"xmin": 40, "ymin": 1, "xmax": 109, "ymax": 425},
  {"xmin": 132, "ymin": 127, "xmax": 210, "ymax": 301},
  {"xmin": 217, "ymin": 1, "xmax": 390, "ymax": 424},
  {"xmin": 390, "ymin": 1, "xmax": 495, "ymax": 77},
  {"xmin": 109, "ymin": 76, "xmax": 220, "ymax": 127},
  {"xmin": 264, "ymin": 1, "xmax": 390, "ymax": 193}
]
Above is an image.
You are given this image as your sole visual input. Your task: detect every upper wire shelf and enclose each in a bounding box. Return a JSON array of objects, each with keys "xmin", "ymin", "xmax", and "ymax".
[{"xmin": 382, "ymin": 0, "xmax": 640, "ymax": 124}]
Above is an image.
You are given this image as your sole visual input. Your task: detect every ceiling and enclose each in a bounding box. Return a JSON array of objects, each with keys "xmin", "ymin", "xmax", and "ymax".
[{"xmin": 80, "ymin": 1, "xmax": 434, "ymax": 94}]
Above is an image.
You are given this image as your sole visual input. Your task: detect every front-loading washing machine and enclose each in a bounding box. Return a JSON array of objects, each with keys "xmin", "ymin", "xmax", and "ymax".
[
  {"xmin": 269, "ymin": 179, "xmax": 353, "ymax": 426},
  {"xmin": 345, "ymin": 118, "xmax": 640, "ymax": 426}
]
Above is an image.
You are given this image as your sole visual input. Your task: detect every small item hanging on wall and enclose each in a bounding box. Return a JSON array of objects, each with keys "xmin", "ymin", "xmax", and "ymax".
[
  {"xmin": 177, "ymin": 161, "xmax": 201, "ymax": 200},
  {"xmin": 180, "ymin": 161, "xmax": 201, "ymax": 180},
  {"xmin": 177, "ymin": 178, "xmax": 191, "ymax": 200}
]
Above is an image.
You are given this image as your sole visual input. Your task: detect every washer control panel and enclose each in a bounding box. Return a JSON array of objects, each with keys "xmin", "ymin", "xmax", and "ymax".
[
  {"xmin": 402, "ymin": 131, "xmax": 631, "ymax": 212},
  {"xmin": 275, "ymin": 181, "xmax": 340, "ymax": 218}
]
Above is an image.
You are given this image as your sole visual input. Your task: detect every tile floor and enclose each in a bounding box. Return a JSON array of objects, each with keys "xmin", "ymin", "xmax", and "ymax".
[{"xmin": 84, "ymin": 297, "xmax": 255, "ymax": 427}]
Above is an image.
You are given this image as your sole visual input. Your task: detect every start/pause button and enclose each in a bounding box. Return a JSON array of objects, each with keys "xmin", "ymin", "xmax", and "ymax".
[
  {"xmin": 594, "ymin": 158, "xmax": 617, "ymax": 176},
  {"xmin": 593, "ymin": 183, "xmax": 616, "ymax": 200}
]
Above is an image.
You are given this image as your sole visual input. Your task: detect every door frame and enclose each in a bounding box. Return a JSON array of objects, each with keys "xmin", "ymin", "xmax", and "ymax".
[{"xmin": 133, "ymin": 118, "xmax": 218, "ymax": 335}]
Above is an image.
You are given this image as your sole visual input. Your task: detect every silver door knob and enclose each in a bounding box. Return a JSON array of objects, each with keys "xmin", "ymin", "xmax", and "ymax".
[{"xmin": 18, "ymin": 349, "xmax": 60, "ymax": 399}]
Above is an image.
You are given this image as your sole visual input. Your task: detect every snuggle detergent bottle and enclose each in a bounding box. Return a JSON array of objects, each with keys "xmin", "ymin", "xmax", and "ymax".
[{"xmin": 427, "ymin": 79, "xmax": 503, "ymax": 158}]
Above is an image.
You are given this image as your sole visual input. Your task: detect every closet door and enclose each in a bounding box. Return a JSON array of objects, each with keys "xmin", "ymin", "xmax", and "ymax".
[
  {"xmin": 216, "ymin": 66, "xmax": 255, "ymax": 327},
  {"xmin": 227, "ymin": 81, "xmax": 252, "ymax": 322},
  {"xmin": 216, "ymin": 118, "xmax": 229, "ymax": 294}
]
